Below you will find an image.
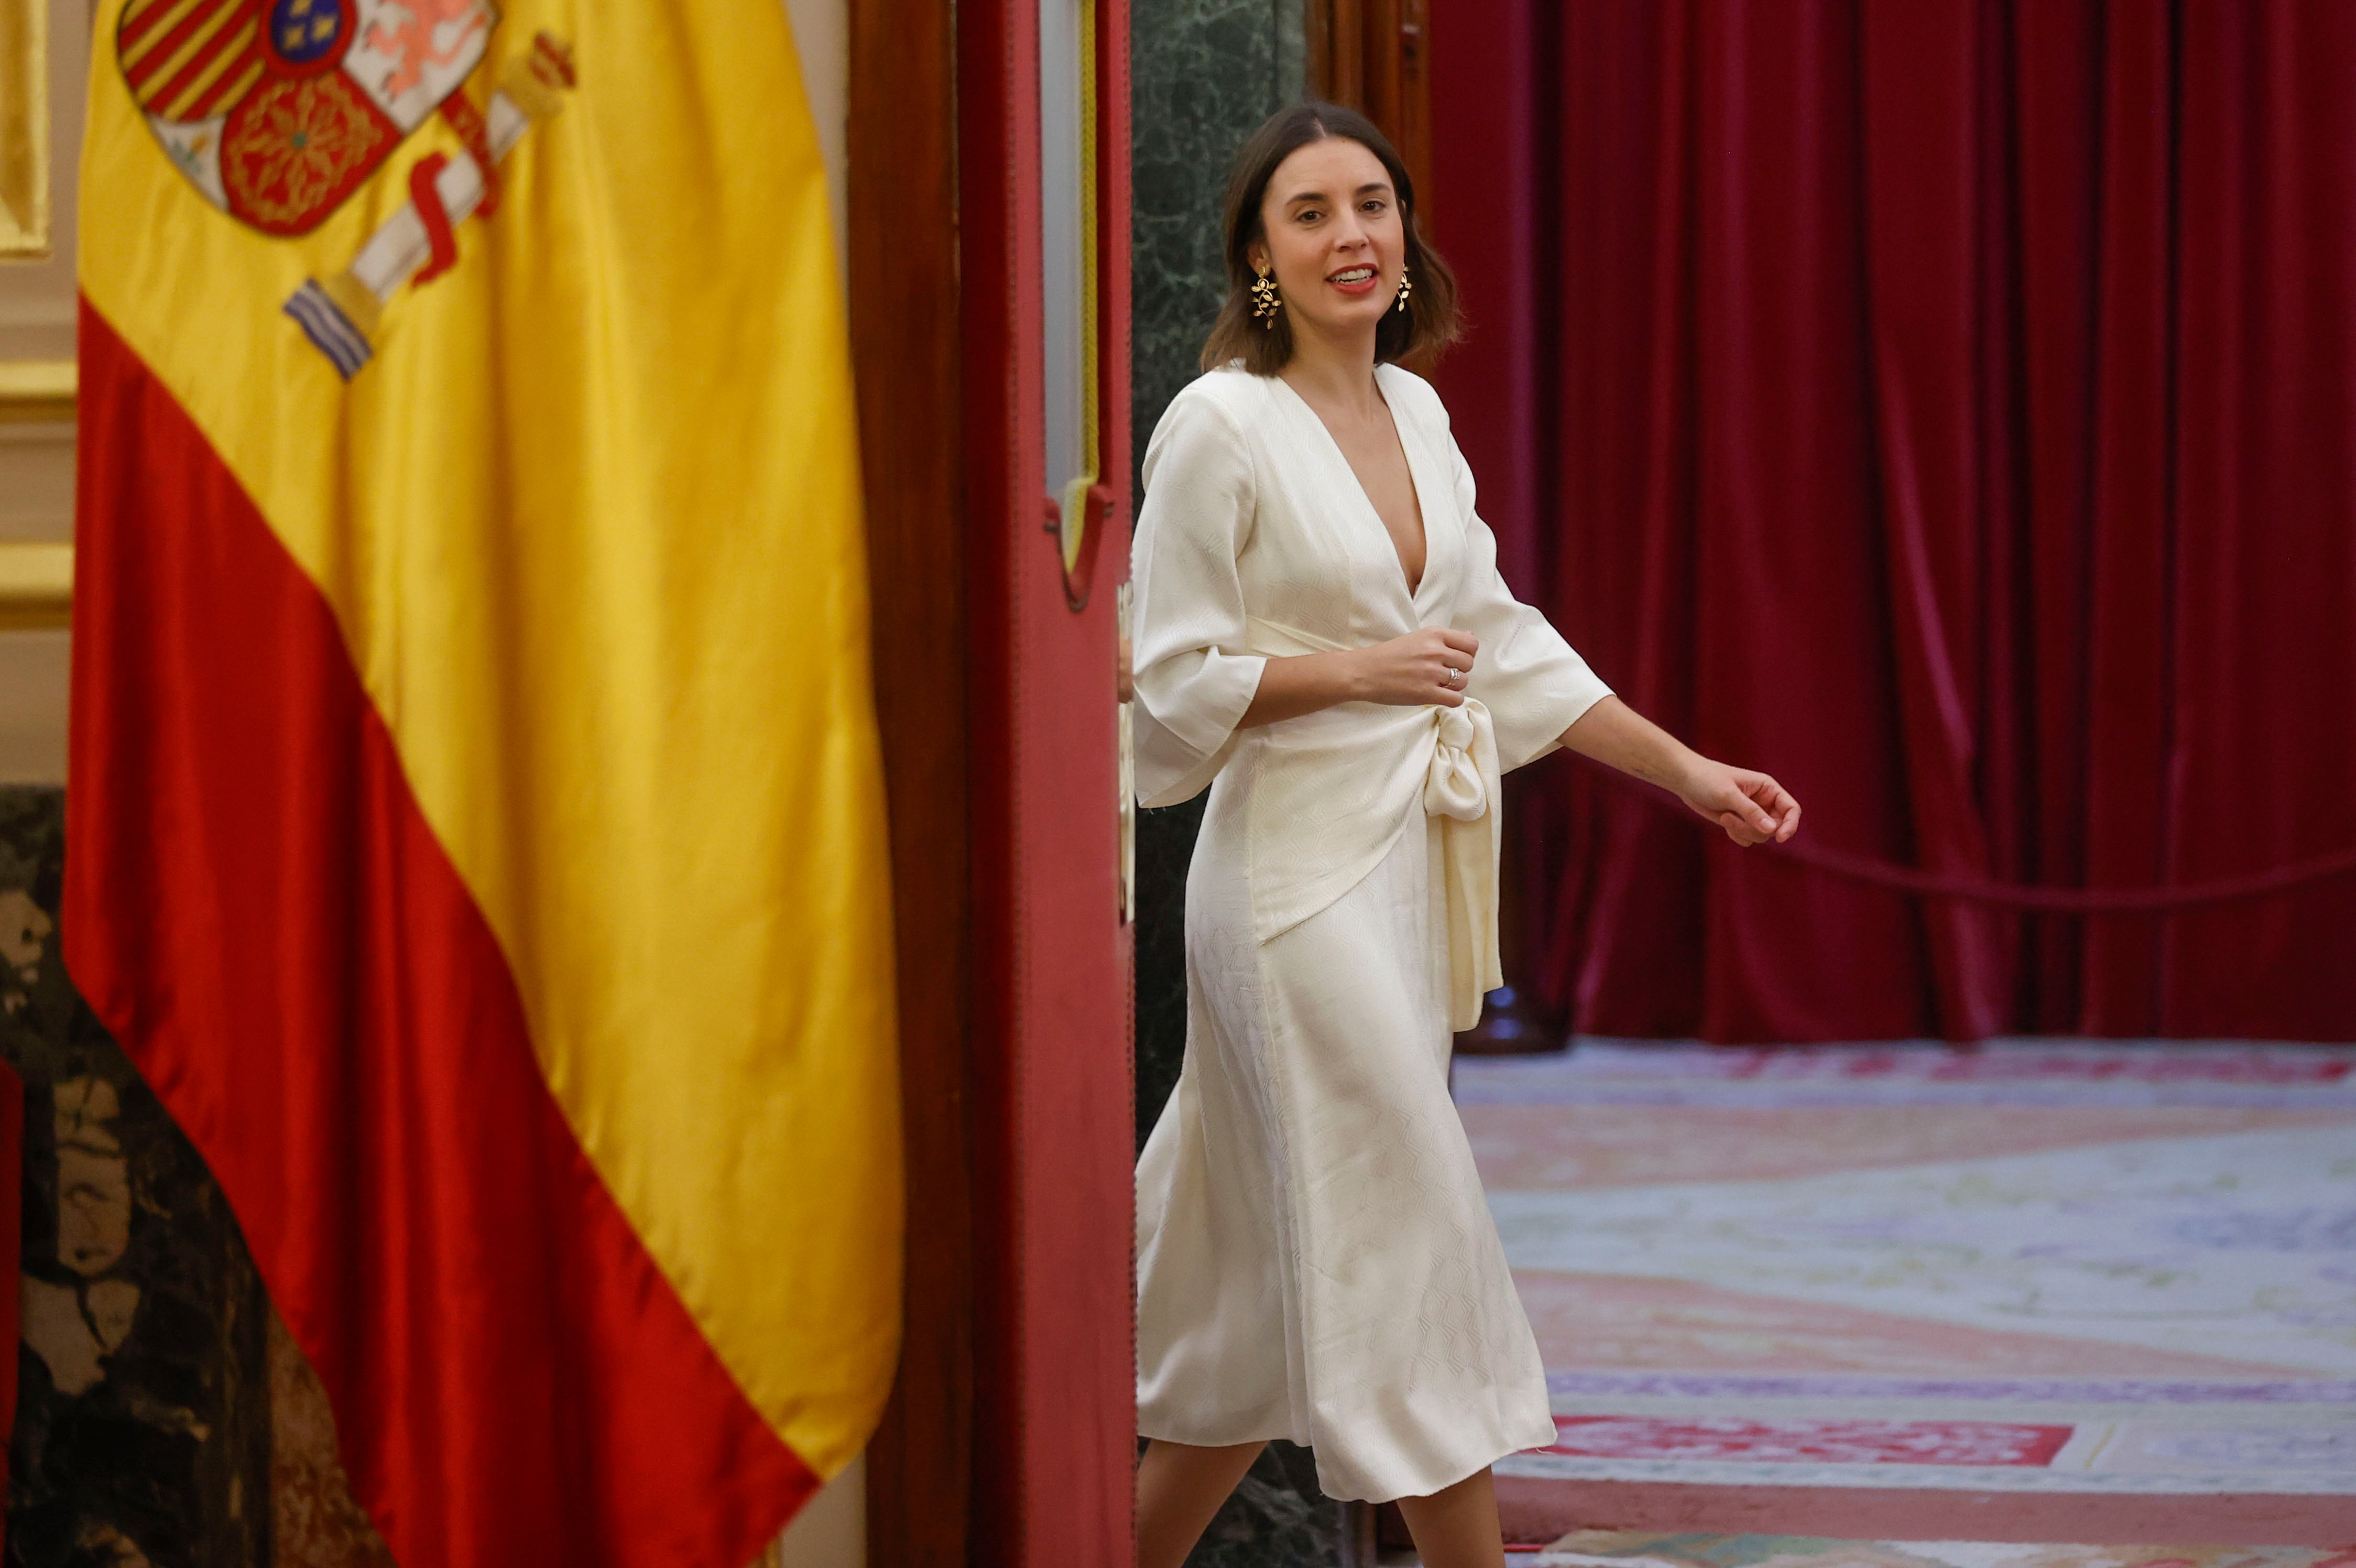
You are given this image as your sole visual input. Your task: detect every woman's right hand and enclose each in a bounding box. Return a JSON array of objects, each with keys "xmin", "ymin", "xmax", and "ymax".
[
  {"xmin": 1239, "ymin": 627, "xmax": 1481, "ymax": 727},
  {"xmin": 1346, "ymin": 627, "xmax": 1480, "ymax": 708}
]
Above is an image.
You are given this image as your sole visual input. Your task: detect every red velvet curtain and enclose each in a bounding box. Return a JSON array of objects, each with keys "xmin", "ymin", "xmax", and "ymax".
[{"xmin": 1432, "ymin": 1, "xmax": 2356, "ymax": 1042}]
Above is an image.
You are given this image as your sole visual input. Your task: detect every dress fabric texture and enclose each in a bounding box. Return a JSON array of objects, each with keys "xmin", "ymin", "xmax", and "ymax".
[{"xmin": 1131, "ymin": 364, "xmax": 1611, "ymax": 1503}]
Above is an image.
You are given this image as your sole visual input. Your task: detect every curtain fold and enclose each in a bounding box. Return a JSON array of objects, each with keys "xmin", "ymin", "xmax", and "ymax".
[{"xmin": 1439, "ymin": 0, "xmax": 2356, "ymax": 1042}]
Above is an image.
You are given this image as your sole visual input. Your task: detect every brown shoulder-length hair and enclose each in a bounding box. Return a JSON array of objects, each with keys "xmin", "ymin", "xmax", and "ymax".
[{"xmin": 1201, "ymin": 101, "xmax": 1461, "ymax": 375}]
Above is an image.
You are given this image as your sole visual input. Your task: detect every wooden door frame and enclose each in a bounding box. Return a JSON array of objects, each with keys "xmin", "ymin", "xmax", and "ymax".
[
  {"xmin": 1306, "ymin": 0, "xmax": 1433, "ymax": 219},
  {"xmin": 959, "ymin": 0, "xmax": 1137, "ymax": 1555},
  {"xmin": 847, "ymin": 0, "xmax": 973, "ymax": 1559},
  {"xmin": 851, "ymin": 0, "xmax": 1136, "ymax": 1560}
]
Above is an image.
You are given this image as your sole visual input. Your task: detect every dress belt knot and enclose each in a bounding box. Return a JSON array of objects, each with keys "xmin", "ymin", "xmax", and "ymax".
[
  {"xmin": 1424, "ymin": 704, "xmax": 1491, "ymax": 822},
  {"xmin": 1425, "ymin": 700, "xmax": 1503, "ymax": 1032}
]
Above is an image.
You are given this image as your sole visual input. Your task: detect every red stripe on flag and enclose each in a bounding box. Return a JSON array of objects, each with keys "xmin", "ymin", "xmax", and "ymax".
[
  {"xmin": 123, "ymin": 0, "xmax": 238, "ymax": 91},
  {"xmin": 148, "ymin": 14, "xmax": 253, "ymax": 119},
  {"xmin": 408, "ymin": 153, "xmax": 460, "ymax": 282},
  {"xmin": 182, "ymin": 45, "xmax": 260, "ymax": 119},
  {"xmin": 117, "ymin": 0, "xmax": 196, "ymax": 56},
  {"xmin": 67, "ymin": 299, "xmax": 823, "ymax": 1568},
  {"xmin": 117, "ymin": 0, "xmax": 162, "ymax": 47}
]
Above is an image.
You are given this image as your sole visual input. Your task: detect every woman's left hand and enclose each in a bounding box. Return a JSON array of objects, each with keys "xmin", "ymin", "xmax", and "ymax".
[{"xmin": 1676, "ymin": 758, "xmax": 1802, "ymax": 847}]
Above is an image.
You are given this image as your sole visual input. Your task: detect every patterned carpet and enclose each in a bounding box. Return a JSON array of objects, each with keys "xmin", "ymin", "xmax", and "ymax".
[
  {"xmin": 1456, "ymin": 1042, "xmax": 2356, "ymax": 1547},
  {"xmin": 1513, "ymin": 1534, "xmax": 2356, "ymax": 1567}
]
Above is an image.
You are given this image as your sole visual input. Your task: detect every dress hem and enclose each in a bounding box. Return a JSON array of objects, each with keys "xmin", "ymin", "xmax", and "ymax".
[{"xmin": 1133, "ymin": 1413, "xmax": 1556, "ymax": 1506}]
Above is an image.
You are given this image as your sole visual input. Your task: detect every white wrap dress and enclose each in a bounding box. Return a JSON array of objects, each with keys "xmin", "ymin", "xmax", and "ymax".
[{"xmin": 1131, "ymin": 363, "xmax": 1612, "ymax": 1503}]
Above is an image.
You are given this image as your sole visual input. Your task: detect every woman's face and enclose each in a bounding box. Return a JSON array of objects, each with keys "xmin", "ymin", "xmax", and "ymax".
[{"xmin": 1249, "ymin": 136, "xmax": 1403, "ymax": 344}]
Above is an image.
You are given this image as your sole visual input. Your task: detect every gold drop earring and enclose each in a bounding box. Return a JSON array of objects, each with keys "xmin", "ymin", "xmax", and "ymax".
[
  {"xmin": 1251, "ymin": 265, "xmax": 1282, "ymax": 324},
  {"xmin": 1395, "ymin": 264, "xmax": 1413, "ymax": 313}
]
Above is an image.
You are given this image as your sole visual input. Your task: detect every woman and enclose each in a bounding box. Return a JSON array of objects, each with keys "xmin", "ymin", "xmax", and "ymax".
[{"xmin": 1130, "ymin": 103, "xmax": 1802, "ymax": 1567}]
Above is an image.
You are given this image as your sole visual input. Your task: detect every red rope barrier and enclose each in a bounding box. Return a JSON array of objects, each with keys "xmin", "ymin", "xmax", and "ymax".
[{"xmin": 1580, "ymin": 763, "xmax": 2356, "ymax": 912}]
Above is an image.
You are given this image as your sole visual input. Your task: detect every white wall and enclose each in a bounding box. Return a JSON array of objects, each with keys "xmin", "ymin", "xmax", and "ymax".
[
  {"xmin": 776, "ymin": 1452, "xmax": 865, "ymax": 1568},
  {"xmin": 0, "ymin": 0, "xmax": 88, "ymax": 784},
  {"xmin": 784, "ymin": 0, "xmax": 849, "ymax": 279}
]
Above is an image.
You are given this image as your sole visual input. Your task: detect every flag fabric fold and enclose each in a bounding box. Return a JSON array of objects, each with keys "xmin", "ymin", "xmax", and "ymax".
[{"xmin": 71, "ymin": 2, "xmax": 900, "ymax": 1561}]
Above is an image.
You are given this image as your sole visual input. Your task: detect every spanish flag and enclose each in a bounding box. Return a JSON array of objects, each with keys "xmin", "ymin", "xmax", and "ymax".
[{"xmin": 70, "ymin": 2, "xmax": 899, "ymax": 1562}]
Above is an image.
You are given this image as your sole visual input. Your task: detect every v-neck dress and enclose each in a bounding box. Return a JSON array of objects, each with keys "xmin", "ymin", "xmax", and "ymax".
[{"xmin": 1130, "ymin": 364, "xmax": 1611, "ymax": 1502}]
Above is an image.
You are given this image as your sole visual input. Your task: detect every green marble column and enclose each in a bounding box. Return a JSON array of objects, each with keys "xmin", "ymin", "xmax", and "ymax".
[
  {"xmin": 1131, "ymin": 0, "xmax": 1305, "ymax": 505},
  {"xmin": 1130, "ymin": 7, "xmax": 1348, "ymax": 1567},
  {"xmin": 1130, "ymin": 0, "xmax": 1303, "ymax": 1154}
]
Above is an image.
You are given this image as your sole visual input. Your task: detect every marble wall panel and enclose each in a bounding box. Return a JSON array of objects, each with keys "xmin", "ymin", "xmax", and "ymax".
[
  {"xmin": 268, "ymin": 1316, "xmax": 395, "ymax": 1568},
  {"xmin": 1, "ymin": 790, "xmax": 271, "ymax": 1567},
  {"xmin": 1129, "ymin": 8, "xmax": 1354, "ymax": 1565},
  {"xmin": 1182, "ymin": 1440, "xmax": 1345, "ymax": 1568},
  {"xmin": 1130, "ymin": 0, "xmax": 1303, "ymax": 502},
  {"xmin": 1130, "ymin": 0, "xmax": 1303, "ymax": 1149},
  {"xmin": 0, "ymin": 787, "xmax": 390, "ymax": 1568}
]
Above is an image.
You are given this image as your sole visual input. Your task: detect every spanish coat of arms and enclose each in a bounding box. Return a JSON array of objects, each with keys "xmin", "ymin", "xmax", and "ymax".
[
  {"xmin": 117, "ymin": 0, "xmax": 575, "ymax": 376},
  {"xmin": 119, "ymin": 0, "xmax": 506, "ymax": 235}
]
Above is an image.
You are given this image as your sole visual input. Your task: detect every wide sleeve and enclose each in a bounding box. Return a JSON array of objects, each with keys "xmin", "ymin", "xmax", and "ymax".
[
  {"xmin": 1447, "ymin": 430, "xmax": 1613, "ymax": 772},
  {"xmin": 1129, "ymin": 386, "xmax": 1269, "ymax": 807}
]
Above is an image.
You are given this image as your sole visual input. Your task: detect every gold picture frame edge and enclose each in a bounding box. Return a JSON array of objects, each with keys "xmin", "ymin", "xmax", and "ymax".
[
  {"xmin": 0, "ymin": 539, "xmax": 71, "ymax": 628},
  {"xmin": 0, "ymin": 355, "xmax": 74, "ymax": 422},
  {"xmin": 0, "ymin": 0, "xmax": 52, "ymax": 258}
]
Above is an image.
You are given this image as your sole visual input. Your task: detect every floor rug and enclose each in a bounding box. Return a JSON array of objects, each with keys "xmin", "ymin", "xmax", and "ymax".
[
  {"xmin": 1514, "ymin": 1532, "xmax": 2356, "ymax": 1568},
  {"xmin": 1456, "ymin": 1042, "xmax": 2356, "ymax": 1545}
]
